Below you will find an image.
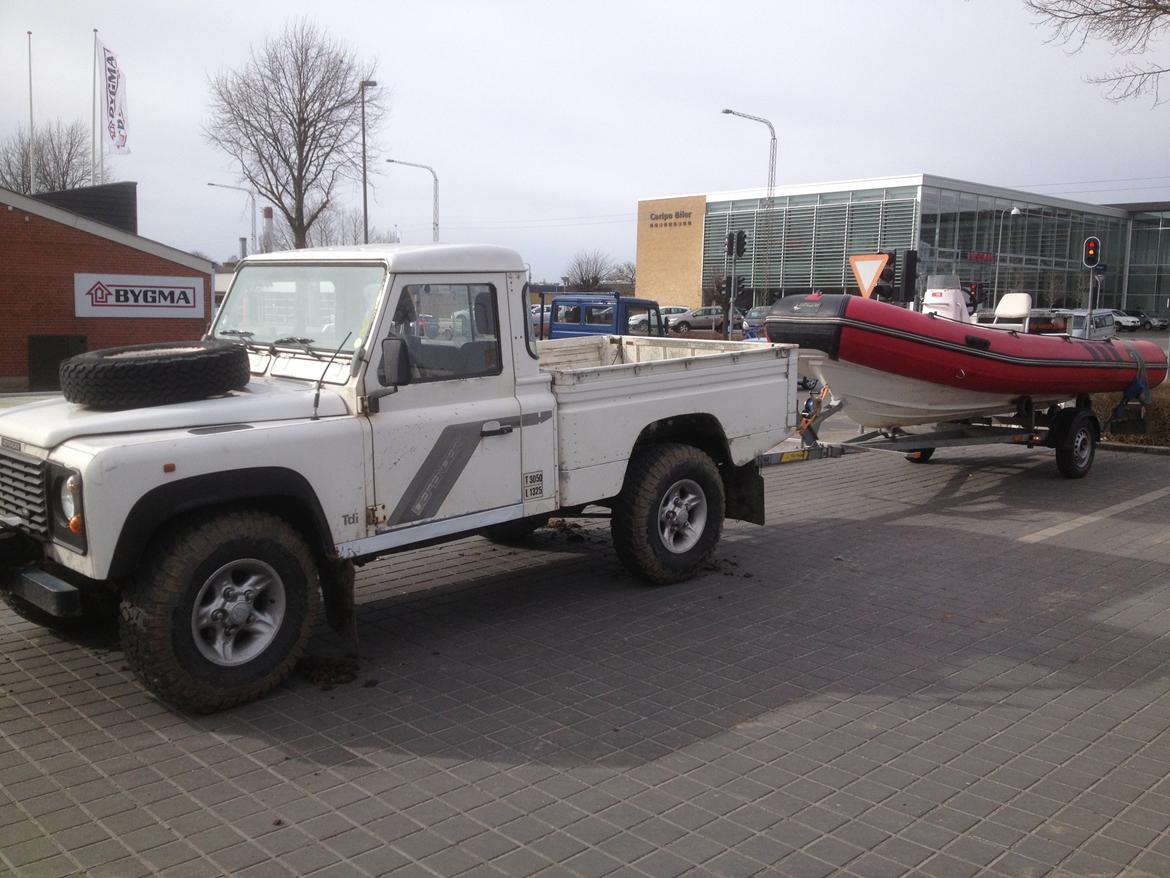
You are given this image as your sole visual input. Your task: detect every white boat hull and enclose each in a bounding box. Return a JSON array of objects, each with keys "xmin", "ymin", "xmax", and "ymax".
[{"xmin": 800, "ymin": 353, "xmax": 1075, "ymax": 428}]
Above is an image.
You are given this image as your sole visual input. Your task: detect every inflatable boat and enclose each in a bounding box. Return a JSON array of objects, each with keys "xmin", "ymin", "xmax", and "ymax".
[{"xmin": 764, "ymin": 290, "xmax": 1168, "ymax": 428}]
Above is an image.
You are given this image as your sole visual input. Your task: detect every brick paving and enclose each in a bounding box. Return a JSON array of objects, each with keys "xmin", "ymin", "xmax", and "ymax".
[{"xmin": 3, "ymin": 444, "xmax": 1170, "ymax": 876}]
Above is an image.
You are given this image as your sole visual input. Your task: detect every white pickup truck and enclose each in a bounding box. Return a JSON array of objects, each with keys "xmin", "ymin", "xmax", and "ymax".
[{"xmin": 0, "ymin": 244, "xmax": 797, "ymax": 711}]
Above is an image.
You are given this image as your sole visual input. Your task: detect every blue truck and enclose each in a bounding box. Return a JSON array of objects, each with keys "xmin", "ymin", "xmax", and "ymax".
[{"xmin": 534, "ymin": 293, "xmax": 665, "ymax": 339}]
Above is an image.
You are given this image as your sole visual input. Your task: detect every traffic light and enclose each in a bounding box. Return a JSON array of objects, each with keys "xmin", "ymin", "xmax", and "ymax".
[
  {"xmin": 900, "ymin": 249, "xmax": 918, "ymax": 302},
  {"xmin": 735, "ymin": 276, "xmax": 746, "ymax": 299},
  {"xmin": 720, "ymin": 275, "xmax": 733, "ymax": 307},
  {"xmin": 1083, "ymin": 236, "xmax": 1101, "ymax": 268},
  {"xmin": 725, "ymin": 232, "xmax": 735, "ymax": 257},
  {"xmin": 879, "ymin": 250, "xmax": 896, "ymax": 284},
  {"xmin": 735, "ymin": 230, "xmax": 747, "ymax": 258}
]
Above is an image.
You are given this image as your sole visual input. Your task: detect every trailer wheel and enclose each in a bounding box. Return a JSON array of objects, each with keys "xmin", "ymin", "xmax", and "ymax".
[
  {"xmin": 119, "ymin": 510, "xmax": 319, "ymax": 712},
  {"xmin": 1054, "ymin": 409, "xmax": 1097, "ymax": 479},
  {"xmin": 905, "ymin": 448, "xmax": 935, "ymax": 463},
  {"xmin": 612, "ymin": 443, "xmax": 725, "ymax": 585}
]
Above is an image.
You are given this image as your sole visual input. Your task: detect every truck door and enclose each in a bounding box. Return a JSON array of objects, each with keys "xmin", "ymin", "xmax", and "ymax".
[{"xmin": 367, "ymin": 276, "xmax": 522, "ymax": 539}]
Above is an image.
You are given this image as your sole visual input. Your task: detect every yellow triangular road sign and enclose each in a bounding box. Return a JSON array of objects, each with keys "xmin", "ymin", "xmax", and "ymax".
[{"xmin": 849, "ymin": 253, "xmax": 890, "ymax": 298}]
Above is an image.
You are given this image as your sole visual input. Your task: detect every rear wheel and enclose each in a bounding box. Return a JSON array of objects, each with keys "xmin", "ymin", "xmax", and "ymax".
[
  {"xmin": 612, "ymin": 444, "xmax": 725, "ymax": 584},
  {"xmin": 119, "ymin": 510, "xmax": 319, "ymax": 712},
  {"xmin": 1053, "ymin": 410, "xmax": 1097, "ymax": 479},
  {"xmin": 674, "ymin": 321, "xmax": 691, "ymax": 334}
]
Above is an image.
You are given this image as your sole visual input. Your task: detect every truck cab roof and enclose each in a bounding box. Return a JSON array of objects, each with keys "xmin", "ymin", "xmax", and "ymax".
[{"xmin": 240, "ymin": 243, "xmax": 526, "ymax": 274}]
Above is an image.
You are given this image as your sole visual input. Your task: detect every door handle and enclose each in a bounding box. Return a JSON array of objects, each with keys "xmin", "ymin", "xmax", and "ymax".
[{"xmin": 481, "ymin": 421, "xmax": 514, "ymax": 437}]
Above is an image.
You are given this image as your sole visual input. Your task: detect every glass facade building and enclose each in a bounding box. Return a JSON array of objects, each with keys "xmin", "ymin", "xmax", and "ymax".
[{"xmin": 699, "ymin": 174, "xmax": 1170, "ymax": 316}]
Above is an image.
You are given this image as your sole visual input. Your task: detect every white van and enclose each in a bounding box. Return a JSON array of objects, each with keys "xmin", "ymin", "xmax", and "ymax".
[{"xmin": 1066, "ymin": 309, "xmax": 1116, "ymax": 340}]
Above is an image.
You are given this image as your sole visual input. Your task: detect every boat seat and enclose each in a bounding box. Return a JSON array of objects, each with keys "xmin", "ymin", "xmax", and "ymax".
[{"xmin": 991, "ymin": 293, "xmax": 1032, "ymax": 332}]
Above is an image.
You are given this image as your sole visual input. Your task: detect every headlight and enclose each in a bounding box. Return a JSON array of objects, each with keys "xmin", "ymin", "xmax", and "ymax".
[
  {"xmin": 49, "ymin": 466, "xmax": 86, "ymax": 552},
  {"xmin": 59, "ymin": 475, "xmax": 79, "ymax": 519}
]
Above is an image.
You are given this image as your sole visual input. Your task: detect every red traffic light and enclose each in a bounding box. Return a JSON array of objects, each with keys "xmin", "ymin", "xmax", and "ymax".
[{"xmin": 1083, "ymin": 236, "xmax": 1101, "ymax": 268}]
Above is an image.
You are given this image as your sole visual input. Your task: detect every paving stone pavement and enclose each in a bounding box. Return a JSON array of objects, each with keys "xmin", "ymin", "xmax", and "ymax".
[{"xmin": 3, "ymin": 444, "xmax": 1170, "ymax": 877}]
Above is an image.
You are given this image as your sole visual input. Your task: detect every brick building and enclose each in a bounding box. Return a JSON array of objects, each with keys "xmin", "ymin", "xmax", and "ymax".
[{"xmin": 0, "ymin": 185, "xmax": 213, "ymax": 391}]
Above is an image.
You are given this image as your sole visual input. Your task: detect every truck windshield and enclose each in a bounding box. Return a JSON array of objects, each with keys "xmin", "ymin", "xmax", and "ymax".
[{"xmin": 212, "ymin": 263, "xmax": 386, "ymax": 353}]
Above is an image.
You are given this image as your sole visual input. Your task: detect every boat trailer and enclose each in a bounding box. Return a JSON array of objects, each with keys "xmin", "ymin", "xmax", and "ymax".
[{"xmin": 765, "ymin": 378, "xmax": 1153, "ymax": 479}]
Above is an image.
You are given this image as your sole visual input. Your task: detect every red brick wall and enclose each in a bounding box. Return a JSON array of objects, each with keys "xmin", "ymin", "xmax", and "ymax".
[{"xmin": 0, "ymin": 205, "xmax": 212, "ymax": 389}]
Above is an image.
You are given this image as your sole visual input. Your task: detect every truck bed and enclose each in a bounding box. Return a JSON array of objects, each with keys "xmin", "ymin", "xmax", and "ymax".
[{"xmin": 535, "ymin": 335, "xmax": 798, "ymax": 506}]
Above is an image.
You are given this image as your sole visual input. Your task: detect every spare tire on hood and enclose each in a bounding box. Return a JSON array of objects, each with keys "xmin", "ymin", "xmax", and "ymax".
[{"xmin": 60, "ymin": 340, "xmax": 251, "ymax": 409}]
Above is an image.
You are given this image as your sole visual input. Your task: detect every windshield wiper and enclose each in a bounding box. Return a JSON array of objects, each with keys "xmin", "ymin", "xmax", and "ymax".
[
  {"xmin": 270, "ymin": 336, "xmax": 325, "ymax": 360},
  {"xmin": 216, "ymin": 328, "xmax": 268, "ymax": 353}
]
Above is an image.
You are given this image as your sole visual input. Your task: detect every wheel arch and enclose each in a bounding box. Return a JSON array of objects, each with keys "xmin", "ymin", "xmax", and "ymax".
[
  {"xmin": 628, "ymin": 414, "xmax": 764, "ymax": 525},
  {"xmin": 108, "ymin": 468, "xmax": 335, "ymax": 580}
]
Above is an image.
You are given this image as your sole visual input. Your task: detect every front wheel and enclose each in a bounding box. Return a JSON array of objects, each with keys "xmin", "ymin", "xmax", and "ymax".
[
  {"xmin": 119, "ymin": 510, "xmax": 319, "ymax": 712},
  {"xmin": 1053, "ymin": 410, "xmax": 1097, "ymax": 479},
  {"xmin": 612, "ymin": 444, "xmax": 725, "ymax": 584}
]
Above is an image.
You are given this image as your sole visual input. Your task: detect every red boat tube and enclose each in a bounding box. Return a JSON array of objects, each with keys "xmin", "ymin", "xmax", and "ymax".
[{"xmin": 765, "ymin": 293, "xmax": 1167, "ymax": 396}]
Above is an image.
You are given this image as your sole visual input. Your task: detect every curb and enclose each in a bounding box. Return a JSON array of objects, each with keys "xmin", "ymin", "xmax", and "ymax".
[{"xmin": 1099, "ymin": 441, "xmax": 1170, "ymax": 456}]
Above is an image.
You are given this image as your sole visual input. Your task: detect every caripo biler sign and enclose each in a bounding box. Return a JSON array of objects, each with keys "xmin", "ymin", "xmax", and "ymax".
[{"xmin": 74, "ymin": 274, "xmax": 205, "ymax": 319}]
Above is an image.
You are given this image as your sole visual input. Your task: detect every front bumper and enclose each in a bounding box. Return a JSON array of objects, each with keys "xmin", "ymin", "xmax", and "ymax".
[{"xmin": 0, "ymin": 530, "xmax": 81, "ymax": 618}]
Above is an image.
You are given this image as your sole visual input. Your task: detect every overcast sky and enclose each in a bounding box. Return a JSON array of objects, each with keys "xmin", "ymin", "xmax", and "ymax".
[{"xmin": 3, "ymin": 0, "xmax": 1168, "ymax": 279}]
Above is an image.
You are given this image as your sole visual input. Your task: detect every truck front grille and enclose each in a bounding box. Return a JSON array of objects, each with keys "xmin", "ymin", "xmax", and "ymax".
[{"xmin": 0, "ymin": 450, "xmax": 48, "ymax": 537}]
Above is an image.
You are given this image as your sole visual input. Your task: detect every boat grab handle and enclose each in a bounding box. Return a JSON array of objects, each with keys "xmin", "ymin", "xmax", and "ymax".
[{"xmin": 965, "ymin": 335, "xmax": 991, "ymax": 351}]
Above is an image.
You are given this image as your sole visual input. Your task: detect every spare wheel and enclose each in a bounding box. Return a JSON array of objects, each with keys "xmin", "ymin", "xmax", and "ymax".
[{"xmin": 60, "ymin": 340, "xmax": 251, "ymax": 409}]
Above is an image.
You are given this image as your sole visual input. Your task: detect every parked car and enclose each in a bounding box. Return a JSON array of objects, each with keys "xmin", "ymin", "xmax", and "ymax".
[
  {"xmin": 1123, "ymin": 309, "xmax": 1169, "ymax": 330},
  {"xmin": 742, "ymin": 306, "xmax": 771, "ymax": 337},
  {"xmin": 671, "ymin": 305, "xmax": 744, "ymax": 333},
  {"xmin": 1110, "ymin": 310, "xmax": 1141, "ymax": 332}
]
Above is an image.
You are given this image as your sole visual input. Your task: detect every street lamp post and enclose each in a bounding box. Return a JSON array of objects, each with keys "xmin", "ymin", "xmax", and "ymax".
[
  {"xmin": 721, "ymin": 108, "xmax": 777, "ymax": 317},
  {"xmin": 207, "ymin": 182, "xmax": 257, "ymax": 255},
  {"xmin": 359, "ymin": 80, "xmax": 377, "ymax": 244},
  {"xmin": 992, "ymin": 206, "xmax": 1023, "ymax": 308},
  {"xmin": 386, "ymin": 159, "xmax": 439, "ymax": 242}
]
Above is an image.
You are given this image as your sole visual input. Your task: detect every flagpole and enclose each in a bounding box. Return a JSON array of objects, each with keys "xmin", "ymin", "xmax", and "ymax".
[
  {"xmin": 92, "ymin": 29, "xmax": 98, "ymax": 184},
  {"xmin": 27, "ymin": 31, "xmax": 34, "ymax": 194},
  {"xmin": 98, "ymin": 42, "xmax": 104, "ymax": 185}
]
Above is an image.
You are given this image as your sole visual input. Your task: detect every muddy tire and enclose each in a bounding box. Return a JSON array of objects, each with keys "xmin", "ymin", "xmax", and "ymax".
[
  {"xmin": 1054, "ymin": 409, "xmax": 1097, "ymax": 479},
  {"xmin": 612, "ymin": 443, "xmax": 725, "ymax": 585},
  {"xmin": 60, "ymin": 340, "xmax": 250, "ymax": 410},
  {"xmin": 119, "ymin": 510, "xmax": 319, "ymax": 712},
  {"xmin": 483, "ymin": 515, "xmax": 550, "ymax": 545}
]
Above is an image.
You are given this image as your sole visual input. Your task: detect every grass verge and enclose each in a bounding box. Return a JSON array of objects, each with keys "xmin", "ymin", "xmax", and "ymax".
[{"xmin": 1092, "ymin": 381, "xmax": 1170, "ymax": 448}]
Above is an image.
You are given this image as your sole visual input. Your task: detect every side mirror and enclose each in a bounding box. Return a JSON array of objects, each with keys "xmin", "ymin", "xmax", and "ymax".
[{"xmin": 380, "ymin": 336, "xmax": 411, "ymax": 387}]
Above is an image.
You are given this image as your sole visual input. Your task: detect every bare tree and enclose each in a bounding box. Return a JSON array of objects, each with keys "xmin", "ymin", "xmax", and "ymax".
[
  {"xmin": 205, "ymin": 19, "xmax": 386, "ymax": 248},
  {"xmin": 271, "ymin": 203, "xmax": 396, "ymax": 249},
  {"xmin": 610, "ymin": 260, "xmax": 637, "ymax": 287},
  {"xmin": 1026, "ymin": 1, "xmax": 1170, "ymax": 103},
  {"xmin": 565, "ymin": 250, "xmax": 615, "ymax": 291},
  {"xmin": 0, "ymin": 120, "xmax": 102, "ymax": 194}
]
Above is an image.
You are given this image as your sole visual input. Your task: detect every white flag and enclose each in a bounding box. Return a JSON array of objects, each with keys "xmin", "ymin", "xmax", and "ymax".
[{"xmin": 99, "ymin": 41, "xmax": 130, "ymax": 154}]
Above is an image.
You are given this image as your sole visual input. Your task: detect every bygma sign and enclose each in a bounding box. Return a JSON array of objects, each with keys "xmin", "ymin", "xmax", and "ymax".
[{"xmin": 74, "ymin": 274, "xmax": 206, "ymax": 319}]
